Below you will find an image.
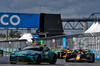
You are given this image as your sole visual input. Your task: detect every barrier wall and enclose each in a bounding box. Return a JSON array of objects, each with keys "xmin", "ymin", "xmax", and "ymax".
[{"xmin": 0, "ymin": 39, "xmax": 27, "ymax": 56}]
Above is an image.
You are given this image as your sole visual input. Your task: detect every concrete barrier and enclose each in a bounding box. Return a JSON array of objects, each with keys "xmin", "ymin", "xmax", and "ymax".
[{"xmin": 0, "ymin": 57, "xmax": 9, "ymax": 64}]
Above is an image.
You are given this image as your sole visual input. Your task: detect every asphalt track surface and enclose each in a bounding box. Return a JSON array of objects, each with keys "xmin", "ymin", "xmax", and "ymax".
[{"xmin": 0, "ymin": 57, "xmax": 100, "ymax": 66}]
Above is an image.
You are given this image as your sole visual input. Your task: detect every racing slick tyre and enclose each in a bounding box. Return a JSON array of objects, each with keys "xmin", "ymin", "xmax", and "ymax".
[
  {"xmin": 36, "ymin": 55, "xmax": 41, "ymax": 64},
  {"xmin": 50, "ymin": 54, "xmax": 57, "ymax": 64},
  {"xmin": 65, "ymin": 53, "xmax": 70, "ymax": 62},
  {"xmin": 10, "ymin": 62, "xmax": 16, "ymax": 64},
  {"xmin": 57, "ymin": 52, "xmax": 60, "ymax": 58},
  {"xmin": 87, "ymin": 53, "xmax": 95, "ymax": 63}
]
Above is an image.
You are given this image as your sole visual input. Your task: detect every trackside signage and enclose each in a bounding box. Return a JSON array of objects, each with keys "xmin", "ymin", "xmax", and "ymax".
[
  {"xmin": 63, "ymin": 38, "xmax": 66, "ymax": 47},
  {"xmin": 0, "ymin": 12, "xmax": 40, "ymax": 28}
]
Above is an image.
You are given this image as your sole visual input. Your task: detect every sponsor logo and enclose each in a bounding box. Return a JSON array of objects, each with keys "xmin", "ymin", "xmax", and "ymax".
[{"xmin": 0, "ymin": 14, "xmax": 20, "ymax": 25}]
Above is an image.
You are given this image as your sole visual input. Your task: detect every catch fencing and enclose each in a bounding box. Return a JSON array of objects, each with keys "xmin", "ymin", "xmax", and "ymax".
[{"xmin": 34, "ymin": 33, "xmax": 100, "ymax": 50}]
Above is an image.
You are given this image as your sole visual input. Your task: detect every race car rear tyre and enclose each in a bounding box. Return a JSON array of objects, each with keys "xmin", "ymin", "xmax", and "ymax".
[
  {"xmin": 10, "ymin": 62, "xmax": 16, "ymax": 64},
  {"xmin": 50, "ymin": 54, "xmax": 57, "ymax": 64},
  {"xmin": 36, "ymin": 55, "xmax": 41, "ymax": 64},
  {"xmin": 87, "ymin": 53, "xmax": 95, "ymax": 63}
]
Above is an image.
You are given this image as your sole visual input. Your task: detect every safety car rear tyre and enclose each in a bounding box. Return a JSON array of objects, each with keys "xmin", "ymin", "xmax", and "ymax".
[
  {"xmin": 50, "ymin": 54, "xmax": 57, "ymax": 64},
  {"xmin": 36, "ymin": 55, "xmax": 41, "ymax": 64}
]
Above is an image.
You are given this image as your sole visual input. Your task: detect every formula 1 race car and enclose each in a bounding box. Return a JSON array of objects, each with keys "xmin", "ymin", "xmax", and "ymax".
[
  {"xmin": 65, "ymin": 49, "xmax": 95, "ymax": 63},
  {"xmin": 57, "ymin": 48, "xmax": 73, "ymax": 59},
  {"xmin": 10, "ymin": 45, "xmax": 57, "ymax": 64}
]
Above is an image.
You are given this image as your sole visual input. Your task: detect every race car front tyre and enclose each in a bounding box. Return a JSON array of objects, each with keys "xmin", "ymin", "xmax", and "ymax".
[
  {"xmin": 87, "ymin": 53, "xmax": 95, "ymax": 63},
  {"xmin": 50, "ymin": 54, "xmax": 57, "ymax": 64},
  {"xmin": 65, "ymin": 54, "xmax": 70, "ymax": 62}
]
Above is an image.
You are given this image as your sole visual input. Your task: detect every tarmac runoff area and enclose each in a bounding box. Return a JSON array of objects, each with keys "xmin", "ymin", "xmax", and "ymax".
[{"xmin": 0, "ymin": 57, "xmax": 100, "ymax": 66}]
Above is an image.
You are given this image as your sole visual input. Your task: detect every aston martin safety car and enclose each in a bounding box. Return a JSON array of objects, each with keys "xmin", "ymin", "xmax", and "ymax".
[
  {"xmin": 9, "ymin": 45, "xmax": 57, "ymax": 64},
  {"xmin": 65, "ymin": 49, "xmax": 95, "ymax": 63}
]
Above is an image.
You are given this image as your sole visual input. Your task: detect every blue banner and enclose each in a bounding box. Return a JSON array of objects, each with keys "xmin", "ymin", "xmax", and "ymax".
[
  {"xmin": 0, "ymin": 12, "xmax": 40, "ymax": 28},
  {"xmin": 91, "ymin": 50, "xmax": 100, "ymax": 60},
  {"xmin": 63, "ymin": 38, "xmax": 67, "ymax": 47}
]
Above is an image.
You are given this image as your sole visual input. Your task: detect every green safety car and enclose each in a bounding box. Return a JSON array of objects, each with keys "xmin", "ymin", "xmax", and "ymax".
[{"xmin": 9, "ymin": 45, "xmax": 57, "ymax": 64}]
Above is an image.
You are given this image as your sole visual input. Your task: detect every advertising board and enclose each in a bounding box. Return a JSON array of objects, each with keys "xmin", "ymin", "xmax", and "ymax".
[{"xmin": 0, "ymin": 12, "xmax": 40, "ymax": 28}]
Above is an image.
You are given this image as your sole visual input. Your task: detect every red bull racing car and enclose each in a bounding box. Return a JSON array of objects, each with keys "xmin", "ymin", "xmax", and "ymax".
[{"xmin": 65, "ymin": 49, "xmax": 95, "ymax": 63}]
